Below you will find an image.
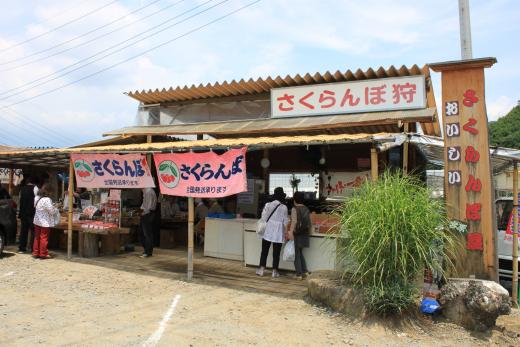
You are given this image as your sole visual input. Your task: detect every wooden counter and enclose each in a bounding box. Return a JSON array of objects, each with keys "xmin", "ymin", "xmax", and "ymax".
[{"xmin": 52, "ymin": 222, "xmax": 130, "ymax": 257}]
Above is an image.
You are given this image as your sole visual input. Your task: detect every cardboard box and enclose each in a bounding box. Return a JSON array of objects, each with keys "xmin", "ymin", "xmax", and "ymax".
[{"xmin": 160, "ymin": 229, "xmax": 176, "ymax": 249}]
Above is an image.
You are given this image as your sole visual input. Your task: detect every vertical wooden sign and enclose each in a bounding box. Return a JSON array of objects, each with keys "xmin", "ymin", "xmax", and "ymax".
[{"xmin": 430, "ymin": 58, "xmax": 497, "ymax": 279}]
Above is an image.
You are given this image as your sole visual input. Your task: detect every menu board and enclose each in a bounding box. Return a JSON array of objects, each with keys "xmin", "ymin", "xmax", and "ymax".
[{"xmin": 237, "ymin": 179, "xmax": 255, "ymax": 205}]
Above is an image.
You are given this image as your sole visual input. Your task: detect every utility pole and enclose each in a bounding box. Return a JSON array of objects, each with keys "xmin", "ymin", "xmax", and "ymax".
[{"xmin": 458, "ymin": 0, "xmax": 473, "ymax": 59}]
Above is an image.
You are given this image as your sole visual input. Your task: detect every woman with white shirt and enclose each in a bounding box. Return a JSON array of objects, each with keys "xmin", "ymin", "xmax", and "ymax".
[
  {"xmin": 256, "ymin": 187, "xmax": 289, "ymax": 278},
  {"xmin": 33, "ymin": 184, "xmax": 58, "ymax": 259}
]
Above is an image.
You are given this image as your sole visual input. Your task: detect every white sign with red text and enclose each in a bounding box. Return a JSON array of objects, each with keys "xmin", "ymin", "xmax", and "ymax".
[{"xmin": 271, "ymin": 75, "xmax": 426, "ymax": 118}]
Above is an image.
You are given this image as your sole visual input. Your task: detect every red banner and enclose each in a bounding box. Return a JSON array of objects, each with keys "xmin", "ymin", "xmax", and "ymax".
[
  {"xmin": 71, "ymin": 153, "xmax": 155, "ymax": 189},
  {"xmin": 153, "ymin": 147, "xmax": 247, "ymax": 198}
]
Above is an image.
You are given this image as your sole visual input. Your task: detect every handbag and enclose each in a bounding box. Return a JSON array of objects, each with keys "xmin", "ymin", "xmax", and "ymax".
[
  {"xmin": 256, "ymin": 202, "xmax": 282, "ymax": 239},
  {"xmin": 52, "ymin": 209, "xmax": 61, "ymax": 227}
]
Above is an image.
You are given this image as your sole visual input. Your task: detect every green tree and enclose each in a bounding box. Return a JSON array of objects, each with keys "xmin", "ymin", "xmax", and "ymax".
[{"xmin": 489, "ymin": 105, "xmax": 520, "ymax": 149}]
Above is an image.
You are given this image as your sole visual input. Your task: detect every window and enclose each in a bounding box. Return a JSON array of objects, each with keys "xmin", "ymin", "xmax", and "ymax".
[{"xmin": 269, "ymin": 173, "xmax": 319, "ymax": 198}]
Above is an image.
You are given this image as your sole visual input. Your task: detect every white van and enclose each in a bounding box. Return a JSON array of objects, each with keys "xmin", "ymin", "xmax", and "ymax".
[{"xmin": 496, "ymin": 198, "xmax": 520, "ymax": 280}]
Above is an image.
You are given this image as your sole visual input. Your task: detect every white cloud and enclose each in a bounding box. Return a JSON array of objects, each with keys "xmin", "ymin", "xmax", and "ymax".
[
  {"xmin": 487, "ymin": 95, "xmax": 516, "ymax": 121},
  {"xmin": 0, "ymin": 0, "xmax": 518, "ymax": 148}
]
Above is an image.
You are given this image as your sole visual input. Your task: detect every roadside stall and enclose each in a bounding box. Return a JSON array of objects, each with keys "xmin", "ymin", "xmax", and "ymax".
[
  {"xmin": 58, "ymin": 153, "xmax": 156, "ymax": 257},
  {"xmin": 0, "ymin": 63, "xmax": 509, "ymax": 283},
  {"xmin": 102, "ymin": 66, "xmax": 440, "ymax": 274}
]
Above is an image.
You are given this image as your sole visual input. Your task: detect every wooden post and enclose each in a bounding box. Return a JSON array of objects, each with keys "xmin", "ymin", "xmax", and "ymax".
[
  {"xmin": 263, "ymin": 148, "xmax": 269, "ymax": 190},
  {"xmin": 402, "ymin": 123, "xmax": 409, "ymax": 175},
  {"xmin": 187, "ymin": 197, "xmax": 194, "ymax": 280},
  {"xmin": 146, "ymin": 135, "xmax": 152, "ymax": 165},
  {"xmin": 67, "ymin": 158, "xmax": 74, "ymax": 259},
  {"xmin": 513, "ymin": 162, "xmax": 519, "ymax": 306},
  {"xmin": 8, "ymin": 165, "xmax": 14, "ymax": 196},
  {"xmin": 370, "ymin": 147, "xmax": 378, "ymax": 182}
]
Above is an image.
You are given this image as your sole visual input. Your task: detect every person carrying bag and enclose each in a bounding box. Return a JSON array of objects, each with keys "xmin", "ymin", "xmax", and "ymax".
[
  {"xmin": 32, "ymin": 184, "xmax": 59, "ymax": 259},
  {"xmin": 256, "ymin": 187, "xmax": 289, "ymax": 278},
  {"xmin": 288, "ymin": 191, "xmax": 312, "ymax": 279}
]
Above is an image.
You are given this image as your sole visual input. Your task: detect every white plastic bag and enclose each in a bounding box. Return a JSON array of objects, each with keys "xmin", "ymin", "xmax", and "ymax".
[
  {"xmin": 256, "ymin": 220, "xmax": 266, "ymax": 239},
  {"xmin": 283, "ymin": 240, "xmax": 295, "ymax": 262},
  {"xmin": 52, "ymin": 209, "xmax": 61, "ymax": 227}
]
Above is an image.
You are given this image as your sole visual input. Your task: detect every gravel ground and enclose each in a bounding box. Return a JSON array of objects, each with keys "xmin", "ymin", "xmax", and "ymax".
[{"xmin": 1, "ymin": 250, "xmax": 518, "ymax": 347}]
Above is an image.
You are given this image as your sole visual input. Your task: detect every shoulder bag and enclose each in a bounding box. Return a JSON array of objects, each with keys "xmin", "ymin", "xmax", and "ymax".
[{"xmin": 256, "ymin": 202, "xmax": 282, "ymax": 239}]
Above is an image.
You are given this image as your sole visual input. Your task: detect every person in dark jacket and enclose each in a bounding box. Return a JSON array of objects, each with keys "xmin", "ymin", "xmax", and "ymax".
[
  {"xmin": 18, "ymin": 176, "xmax": 36, "ymax": 253},
  {"xmin": 0, "ymin": 184, "xmax": 10, "ymax": 199},
  {"xmin": 287, "ymin": 191, "xmax": 312, "ymax": 279}
]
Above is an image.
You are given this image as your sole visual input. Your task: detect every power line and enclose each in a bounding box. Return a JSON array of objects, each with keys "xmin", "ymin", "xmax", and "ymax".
[
  {"xmin": 0, "ymin": 0, "xmax": 185, "ymax": 74},
  {"xmin": 0, "ymin": 132, "xmax": 25, "ymax": 147},
  {"xmin": 0, "ymin": 0, "xmax": 119, "ymax": 54},
  {"xmin": 1, "ymin": 0, "xmax": 263, "ymax": 110},
  {"xmin": 0, "ymin": 0, "xmax": 222, "ymax": 100},
  {"xmin": 1, "ymin": 0, "xmax": 92, "ymax": 44},
  {"xmin": 0, "ymin": 0, "xmax": 168, "ymax": 67},
  {"xmin": 1, "ymin": 105, "xmax": 78, "ymax": 145},
  {"xmin": 0, "ymin": 112, "xmax": 67, "ymax": 147},
  {"xmin": 0, "ymin": 100, "xmax": 79, "ymax": 146}
]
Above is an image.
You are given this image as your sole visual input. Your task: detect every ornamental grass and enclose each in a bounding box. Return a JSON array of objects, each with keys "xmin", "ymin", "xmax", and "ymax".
[{"xmin": 336, "ymin": 171, "xmax": 459, "ymax": 315}]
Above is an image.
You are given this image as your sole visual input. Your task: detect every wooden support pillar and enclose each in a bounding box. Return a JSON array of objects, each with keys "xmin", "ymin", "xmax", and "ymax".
[
  {"xmin": 8, "ymin": 165, "xmax": 14, "ymax": 196},
  {"xmin": 402, "ymin": 123, "xmax": 409, "ymax": 175},
  {"xmin": 262, "ymin": 148, "xmax": 269, "ymax": 190},
  {"xmin": 187, "ymin": 197, "xmax": 194, "ymax": 281},
  {"xmin": 513, "ymin": 162, "xmax": 519, "ymax": 306},
  {"xmin": 370, "ymin": 147, "xmax": 378, "ymax": 182},
  {"xmin": 146, "ymin": 135, "xmax": 152, "ymax": 164},
  {"xmin": 67, "ymin": 158, "xmax": 74, "ymax": 259}
]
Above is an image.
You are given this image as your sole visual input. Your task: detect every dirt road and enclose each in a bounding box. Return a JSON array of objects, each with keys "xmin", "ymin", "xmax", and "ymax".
[{"xmin": 0, "ymin": 250, "xmax": 518, "ymax": 346}]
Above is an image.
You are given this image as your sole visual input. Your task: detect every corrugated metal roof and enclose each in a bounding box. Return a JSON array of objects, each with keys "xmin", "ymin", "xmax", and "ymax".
[
  {"xmin": 2, "ymin": 133, "xmax": 518, "ymax": 172},
  {"xmin": 0, "ymin": 145, "xmax": 28, "ymax": 151},
  {"xmin": 410, "ymin": 134, "xmax": 520, "ymax": 174},
  {"xmin": 103, "ymin": 108, "xmax": 435, "ymax": 138},
  {"xmin": 0, "ymin": 133, "xmax": 400, "ymax": 169},
  {"xmin": 71, "ymin": 135, "xmax": 184, "ymax": 148},
  {"xmin": 125, "ymin": 64, "xmax": 440, "ymax": 137},
  {"xmin": 126, "ymin": 65, "xmax": 429, "ymax": 104}
]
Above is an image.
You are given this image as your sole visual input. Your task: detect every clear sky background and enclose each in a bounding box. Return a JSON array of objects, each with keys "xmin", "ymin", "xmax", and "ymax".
[{"xmin": 0, "ymin": 0, "xmax": 518, "ymax": 147}]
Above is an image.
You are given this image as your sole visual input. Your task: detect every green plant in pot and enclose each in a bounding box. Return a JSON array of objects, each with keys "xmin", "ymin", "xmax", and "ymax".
[{"xmin": 335, "ymin": 171, "xmax": 459, "ymax": 315}]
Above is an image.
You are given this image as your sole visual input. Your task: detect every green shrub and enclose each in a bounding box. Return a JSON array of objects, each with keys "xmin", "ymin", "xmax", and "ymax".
[
  {"xmin": 336, "ymin": 171, "xmax": 457, "ymax": 315},
  {"xmin": 362, "ymin": 280, "xmax": 418, "ymax": 315}
]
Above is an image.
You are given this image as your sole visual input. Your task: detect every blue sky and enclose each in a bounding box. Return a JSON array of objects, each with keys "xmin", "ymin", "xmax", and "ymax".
[{"xmin": 0, "ymin": 0, "xmax": 518, "ymax": 147}]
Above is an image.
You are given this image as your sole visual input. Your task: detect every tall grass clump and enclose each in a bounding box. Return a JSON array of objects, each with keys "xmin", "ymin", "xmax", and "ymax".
[{"xmin": 336, "ymin": 171, "xmax": 458, "ymax": 315}]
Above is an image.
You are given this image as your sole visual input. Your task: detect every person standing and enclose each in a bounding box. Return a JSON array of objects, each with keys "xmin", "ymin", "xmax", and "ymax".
[
  {"xmin": 140, "ymin": 187, "xmax": 157, "ymax": 258},
  {"xmin": 0, "ymin": 183, "xmax": 10, "ymax": 199},
  {"xmin": 208, "ymin": 199, "xmax": 224, "ymax": 214},
  {"xmin": 18, "ymin": 176, "xmax": 36, "ymax": 253},
  {"xmin": 288, "ymin": 191, "xmax": 312, "ymax": 279},
  {"xmin": 33, "ymin": 185, "xmax": 58, "ymax": 259},
  {"xmin": 256, "ymin": 187, "xmax": 289, "ymax": 278},
  {"xmin": 194, "ymin": 199, "xmax": 209, "ymax": 245}
]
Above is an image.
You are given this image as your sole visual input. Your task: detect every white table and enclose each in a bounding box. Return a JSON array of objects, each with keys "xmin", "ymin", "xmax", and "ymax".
[{"xmin": 204, "ymin": 218, "xmax": 256, "ymax": 261}]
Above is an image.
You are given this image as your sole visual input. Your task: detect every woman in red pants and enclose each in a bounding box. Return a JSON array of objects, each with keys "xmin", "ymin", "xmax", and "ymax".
[{"xmin": 33, "ymin": 184, "xmax": 58, "ymax": 259}]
